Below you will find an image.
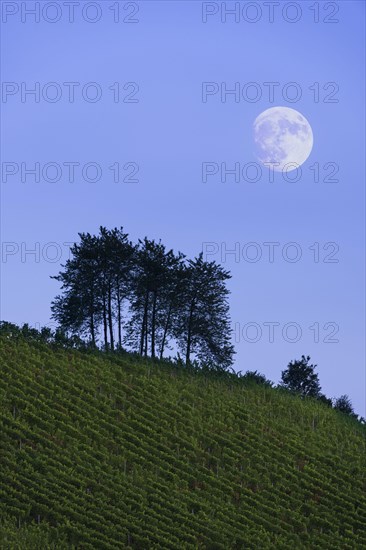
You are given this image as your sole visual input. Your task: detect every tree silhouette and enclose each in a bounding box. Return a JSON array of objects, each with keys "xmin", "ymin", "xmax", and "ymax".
[
  {"xmin": 173, "ymin": 254, "xmax": 234, "ymax": 369},
  {"xmin": 124, "ymin": 237, "xmax": 180, "ymax": 357},
  {"xmin": 51, "ymin": 228, "xmax": 234, "ymax": 369},
  {"xmin": 280, "ymin": 355, "xmax": 321, "ymax": 398},
  {"xmin": 241, "ymin": 370, "xmax": 273, "ymax": 387},
  {"xmin": 51, "ymin": 232, "xmax": 102, "ymax": 346},
  {"xmin": 333, "ymin": 395, "xmax": 357, "ymax": 418}
]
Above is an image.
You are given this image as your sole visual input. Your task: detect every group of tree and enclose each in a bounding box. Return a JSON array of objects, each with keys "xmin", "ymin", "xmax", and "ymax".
[{"xmin": 50, "ymin": 227, "xmax": 235, "ymax": 369}]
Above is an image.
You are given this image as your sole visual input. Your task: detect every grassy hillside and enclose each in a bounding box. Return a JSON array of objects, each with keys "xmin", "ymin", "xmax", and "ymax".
[{"xmin": 0, "ymin": 338, "xmax": 365, "ymax": 549}]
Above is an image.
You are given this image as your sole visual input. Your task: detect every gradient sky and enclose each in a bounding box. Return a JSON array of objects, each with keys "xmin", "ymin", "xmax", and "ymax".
[{"xmin": 1, "ymin": 1, "xmax": 365, "ymax": 415}]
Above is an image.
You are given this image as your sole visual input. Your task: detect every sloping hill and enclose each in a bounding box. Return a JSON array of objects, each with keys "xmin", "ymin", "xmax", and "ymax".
[{"xmin": 0, "ymin": 338, "xmax": 365, "ymax": 549}]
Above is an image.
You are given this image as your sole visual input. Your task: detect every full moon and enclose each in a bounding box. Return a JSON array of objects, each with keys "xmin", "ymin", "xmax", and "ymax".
[{"xmin": 253, "ymin": 106, "xmax": 313, "ymax": 172}]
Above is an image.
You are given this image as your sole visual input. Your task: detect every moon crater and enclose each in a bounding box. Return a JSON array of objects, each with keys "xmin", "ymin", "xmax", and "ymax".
[{"xmin": 253, "ymin": 106, "xmax": 313, "ymax": 172}]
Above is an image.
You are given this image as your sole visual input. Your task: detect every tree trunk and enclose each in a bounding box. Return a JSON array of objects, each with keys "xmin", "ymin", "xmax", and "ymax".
[
  {"xmin": 117, "ymin": 289, "xmax": 122, "ymax": 349},
  {"xmin": 140, "ymin": 290, "xmax": 149, "ymax": 356},
  {"xmin": 88, "ymin": 285, "xmax": 96, "ymax": 345},
  {"xmin": 108, "ymin": 282, "xmax": 114, "ymax": 351},
  {"xmin": 160, "ymin": 302, "xmax": 172, "ymax": 359},
  {"xmin": 139, "ymin": 313, "xmax": 144, "ymax": 356},
  {"xmin": 151, "ymin": 291, "xmax": 157, "ymax": 358},
  {"xmin": 102, "ymin": 294, "xmax": 108, "ymax": 350},
  {"xmin": 185, "ymin": 300, "xmax": 195, "ymax": 366},
  {"xmin": 144, "ymin": 307, "xmax": 148, "ymax": 357},
  {"xmin": 90, "ymin": 308, "xmax": 95, "ymax": 346}
]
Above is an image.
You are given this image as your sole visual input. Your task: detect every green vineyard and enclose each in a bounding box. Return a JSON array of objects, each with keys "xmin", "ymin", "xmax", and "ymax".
[{"xmin": 0, "ymin": 337, "xmax": 365, "ymax": 549}]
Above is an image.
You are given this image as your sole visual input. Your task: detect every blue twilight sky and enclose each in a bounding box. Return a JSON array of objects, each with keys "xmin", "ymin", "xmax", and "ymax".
[{"xmin": 1, "ymin": 1, "xmax": 365, "ymax": 414}]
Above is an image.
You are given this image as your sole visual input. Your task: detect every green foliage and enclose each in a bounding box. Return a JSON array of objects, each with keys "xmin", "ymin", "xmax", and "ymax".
[
  {"xmin": 0, "ymin": 322, "xmax": 85, "ymax": 350},
  {"xmin": 317, "ymin": 393, "xmax": 333, "ymax": 408},
  {"xmin": 0, "ymin": 338, "xmax": 365, "ymax": 549},
  {"xmin": 333, "ymin": 395, "xmax": 357, "ymax": 418},
  {"xmin": 240, "ymin": 370, "xmax": 273, "ymax": 387},
  {"xmin": 281, "ymin": 355, "xmax": 322, "ymax": 398},
  {"xmin": 173, "ymin": 253, "xmax": 234, "ymax": 369}
]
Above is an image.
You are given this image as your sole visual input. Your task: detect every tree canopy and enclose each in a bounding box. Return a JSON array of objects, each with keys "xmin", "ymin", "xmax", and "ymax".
[
  {"xmin": 51, "ymin": 227, "xmax": 235, "ymax": 369},
  {"xmin": 333, "ymin": 395, "xmax": 357, "ymax": 418},
  {"xmin": 280, "ymin": 355, "xmax": 321, "ymax": 398}
]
